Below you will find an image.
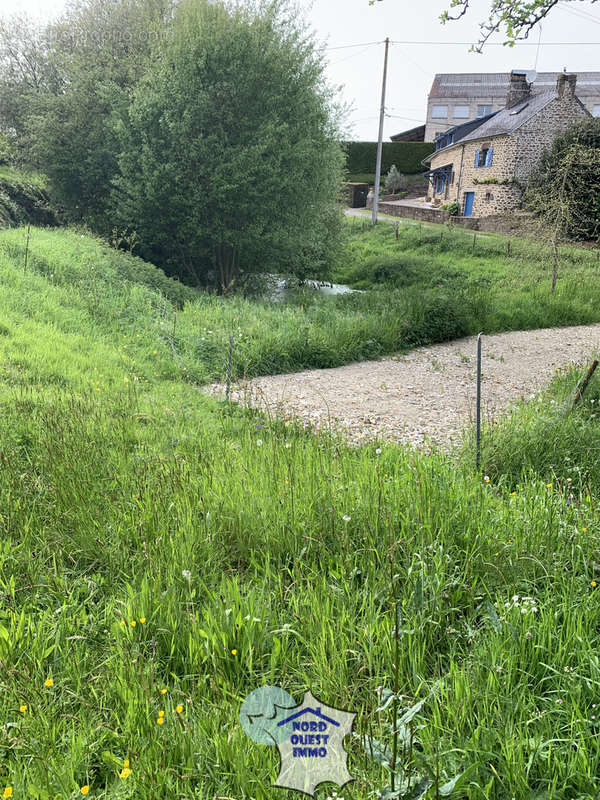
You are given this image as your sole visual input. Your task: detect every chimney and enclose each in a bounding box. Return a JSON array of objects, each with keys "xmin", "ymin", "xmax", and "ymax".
[
  {"xmin": 506, "ymin": 70, "xmax": 531, "ymax": 108},
  {"xmin": 557, "ymin": 72, "xmax": 577, "ymax": 99}
]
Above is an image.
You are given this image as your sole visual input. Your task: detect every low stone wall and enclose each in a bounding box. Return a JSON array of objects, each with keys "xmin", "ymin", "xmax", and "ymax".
[
  {"xmin": 377, "ymin": 201, "xmax": 451, "ymax": 224},
  {"xmin": 373, "ymin": 201, "xmax": 534, "ymax": 234}
]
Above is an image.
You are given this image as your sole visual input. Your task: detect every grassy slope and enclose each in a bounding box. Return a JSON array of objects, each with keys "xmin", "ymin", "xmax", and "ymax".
[
  {"xmin": 0, "ymin": 227, "xmax": 600, "ymax": 797},
  {"xmin": 0, "ymin": 168, "xmax": 55, "ymax": 228},
  {"xmin": 336, "ymin": 220, "xmax": 600, "ymax": 334}
]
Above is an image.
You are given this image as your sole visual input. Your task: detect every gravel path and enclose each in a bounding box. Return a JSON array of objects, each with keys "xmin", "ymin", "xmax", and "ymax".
[{"xmin": 204, "ymin": 324, "xmax": 600, "ymax": 449}]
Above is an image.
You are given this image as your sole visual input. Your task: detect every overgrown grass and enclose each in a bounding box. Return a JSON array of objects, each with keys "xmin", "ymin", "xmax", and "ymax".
[
  {"xmin": 0, "ymin": 225, "xmax": 600, "ymax": 797},
  {"xmin": 335, "ymin": 220, "xmax": 600, "ymax": 334},
  {"xmin": 6, "ymin": 223, "xmax": 600, "ymax": 394},
  {"xmin": 0, "ymin": 168, "xmax": 54, "ymax": 228}
]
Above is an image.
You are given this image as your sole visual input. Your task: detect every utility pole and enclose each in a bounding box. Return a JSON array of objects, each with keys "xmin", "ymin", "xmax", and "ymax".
[{"xmin": 372, "ymin": 37, "xmax": 390, "ymax": 226}]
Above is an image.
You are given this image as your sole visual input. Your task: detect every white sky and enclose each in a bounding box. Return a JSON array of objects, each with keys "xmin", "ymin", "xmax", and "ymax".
[{"xmin": 5, "ymin": 0, "xmax": 600, "ymax": 139}]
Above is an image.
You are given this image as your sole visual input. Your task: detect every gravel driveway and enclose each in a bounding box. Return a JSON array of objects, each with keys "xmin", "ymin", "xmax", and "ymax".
[{"xmin": 205, "ymin": 324, "xmax": 600, "ymax": 449}]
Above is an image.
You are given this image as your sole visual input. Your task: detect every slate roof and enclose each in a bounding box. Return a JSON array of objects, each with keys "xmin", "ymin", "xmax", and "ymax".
[
  {"xmin": 459, "ymin": 90, "xmax": 556, "ymax": 142},
  {"xmin": 429, "ymin": 71, "xmax": 600, "ymax": 99}
]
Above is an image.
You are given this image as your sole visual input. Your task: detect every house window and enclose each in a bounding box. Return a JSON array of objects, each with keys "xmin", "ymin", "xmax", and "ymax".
[
  {"xmin": 477, "ymin": 104, "xmax": 492, "ymax": 117},
  {"xmin": 593, "ymin": 104, "xmax": 600, "ymax": 117},
  {"xmin": 474, "ymin": 147, "xmax": 494, "ymax": 167},
  {"xmin": 431, "ymin": 105, "xmax": 448, "ymax": 119},
  {"xmin": 453, "ymin": 105, "xmax": 470, "ymax": 118}
]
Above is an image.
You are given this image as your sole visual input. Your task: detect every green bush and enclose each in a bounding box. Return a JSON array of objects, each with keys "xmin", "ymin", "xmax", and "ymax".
[
  {"xmin": 0, "ymin": 133, "xmax": 15, "ymax": 166},
  {"xmin": 344, "ymin": 141, "xmax": 434, "ymax": 175},
  {"xmin": 441, "ymin": 201, "xmax": 460, "ymax": 216},
  {"xmin": 384, "ymin": 164, "xmax": 406, "ymax": 193}
]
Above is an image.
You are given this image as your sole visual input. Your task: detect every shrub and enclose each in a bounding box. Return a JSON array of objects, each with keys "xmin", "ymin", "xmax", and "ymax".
[
  {"xmin": 384, "ymin": 164, "xmax": 406, "ymax": 194},
  {"xmin": 441, "ymin": 201, "xmax": 460, "ymax": 216}
]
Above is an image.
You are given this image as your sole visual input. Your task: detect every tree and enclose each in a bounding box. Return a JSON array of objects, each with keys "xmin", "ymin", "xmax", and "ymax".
[
  {"xmin": 0, "ymin": 0, "xmax": 176, "ymax": 227},
  {"xmin": 370, "ymin": 0, "xmax": 593, "ymax": 51},
  {"xmin": 384, "ymin": 165, "xmax": 406, "ymax": 194},
  {"xmin": 113, "ymin": 0, "xmax": 345, "ymax": 290},
  {"xmin": 525, "ymin": 119, "xmax": 600, "ymax": 290}
]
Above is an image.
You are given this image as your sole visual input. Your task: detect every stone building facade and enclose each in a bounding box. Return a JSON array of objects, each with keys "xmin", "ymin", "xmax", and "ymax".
[
  {"xmin": 424, "ymin": 71, "xmax": 600, "ymax": 141},
  {"xmin": 424, "ymin": 72, "xmax": 590, "ymax": 218}
]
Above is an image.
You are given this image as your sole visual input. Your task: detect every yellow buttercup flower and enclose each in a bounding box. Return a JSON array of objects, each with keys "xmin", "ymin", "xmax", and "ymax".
[
  {"xmin": 139, "ymin": 618, "xmax": 146, "ymax": 624},
  {"xmin": 119, "ymin": 620, "xmax": 126, "ymax": 627},
  {"xmin": 80, "ymin": 785, "xmax": 90, "ymax": 795},
  {"xmin": 176, "ymin": 704, "xmax": 183, "ymax": 713},
  {"xmin": 130, "ymin": 620, "xmax": 136, "ymax": 627},
  {"xmin": 3, "ymin": 787, "xmax": 12, "ymax": 799},
  {"xmin": 546, "ymin": 483, "xmax": 552, "ymax": 489},
  {"xmin": 158, "ymin": 710, "xmax": 165, "ymax": 718},
  {"xmin": 161, "ymin": 688, "xmax": 167, "ymax": 695},
  {"xmin": 157, "ymin": 717, "xmax": 165, "ymax": 725},
  {"xmin": 123, "ymin": 760, "xmax": 129, "ymax": 768},
  {"xmin": 231, "ymin": 649, "xmax": 238, "ymax": 656},
  {"xmin": 591, "ymin": 581, "xmax": 597, "ymax": 588},
  {"xmin": 44, "ymin": 678, "xmax": 54, "ymax": 688},
  {"xmin": 119, "ymin": 768, "xmax": 131, "ymax": 779},
  {"xmin": 19, "ymin": 704, "xmax": 27, "ymax": 713}
]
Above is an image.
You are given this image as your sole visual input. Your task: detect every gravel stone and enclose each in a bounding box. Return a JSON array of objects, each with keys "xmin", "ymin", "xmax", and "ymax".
[{"xmin": 203, "ymin": 324, "xmax": 600, "ymax": 449}]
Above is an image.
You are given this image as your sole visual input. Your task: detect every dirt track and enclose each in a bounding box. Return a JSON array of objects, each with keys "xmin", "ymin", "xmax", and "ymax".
[{"xmin": 204, "ymin": 324, "xmax": 600, "ymax": 448}]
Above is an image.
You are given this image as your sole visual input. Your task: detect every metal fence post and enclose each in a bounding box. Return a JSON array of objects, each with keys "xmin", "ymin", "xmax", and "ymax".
[
  {"xmin": 226, "ymin": 333, "xmax": 234, "ymax": 403},
  {"xmin": 476, "ymin": 333, "xmax": 482, "ymax": 470}
]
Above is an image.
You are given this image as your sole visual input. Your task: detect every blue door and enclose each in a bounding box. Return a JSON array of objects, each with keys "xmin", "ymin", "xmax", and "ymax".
[{"xmin": 463, "ymin": 192, "xmax": 475, "ymax": 217}]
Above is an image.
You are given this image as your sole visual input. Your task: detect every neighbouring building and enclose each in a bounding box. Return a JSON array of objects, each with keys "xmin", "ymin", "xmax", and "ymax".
[
  {"xmin": 423, "ymin": 70, "xmax": 600, "ymax": 141},
  {"xmin": 423, "ymin": 71, "xmax": 590, "ymax": 219},
  {"xmin": 390, "ymin": 124, "xmax": 426, "ymax": 142}
]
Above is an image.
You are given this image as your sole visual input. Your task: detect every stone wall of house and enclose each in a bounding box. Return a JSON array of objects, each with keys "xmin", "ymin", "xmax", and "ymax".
[
  {"xmin": 426, "ymin": 86, "xmax": 590, "ymax": 218},
  {"xmin": 512, "ymin": 94, "xmax": 589, "ymax": 180},
  {"xmin": 426, "ymin": 134, "xmax": 521, "ymax": 216}
]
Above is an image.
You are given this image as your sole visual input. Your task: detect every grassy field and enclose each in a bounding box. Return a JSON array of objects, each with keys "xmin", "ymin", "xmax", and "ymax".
[
  {"xmin": 1, "ymin": 225, "xmax": 600, "ymax": 798},
  {"xmin": 3, "ymin": 223, "xmax": 600, "ymax": 393},
  {"xmin": 336, "ymin": 220, "xmax": 600, "ymax": 333}
]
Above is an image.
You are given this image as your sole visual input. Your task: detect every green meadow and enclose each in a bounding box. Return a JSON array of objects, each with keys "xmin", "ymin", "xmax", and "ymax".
[{"xmin": 1, "ymin": 223, "xmax": 600, "ymax": 798}]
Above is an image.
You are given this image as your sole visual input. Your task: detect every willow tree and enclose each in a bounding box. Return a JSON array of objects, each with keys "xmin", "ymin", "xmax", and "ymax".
[{"xmin": 113, "ymin": 0, "xmax": 345, "ymax": 290}]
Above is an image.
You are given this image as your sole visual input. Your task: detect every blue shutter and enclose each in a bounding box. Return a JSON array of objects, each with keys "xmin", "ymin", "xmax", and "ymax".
[
  {"xmin": 474, "ymin": 149, "xmax": 480, "ymax": 168},
  {"xmin": 486, "ymin": 147, "xmax": 494, "ymax": 166}
]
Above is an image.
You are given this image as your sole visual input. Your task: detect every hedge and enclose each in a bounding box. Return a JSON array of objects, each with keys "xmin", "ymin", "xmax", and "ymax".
[{"xmin": 344, "ymin": 141, "xmax": 434, "ymax": 176}]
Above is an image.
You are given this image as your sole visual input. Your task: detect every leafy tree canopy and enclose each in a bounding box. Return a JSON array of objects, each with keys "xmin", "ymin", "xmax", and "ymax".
[{"xmin": 113, "ymin": 0, "xmax": 345, "ymax": 290}]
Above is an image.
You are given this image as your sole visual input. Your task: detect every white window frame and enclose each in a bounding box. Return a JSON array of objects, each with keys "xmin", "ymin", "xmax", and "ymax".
[
  {"xmin": 453, "ymin": 105, "xmax": 470, "ymax": 119},
  {"xmin": 593, "ymin": 104, "xmax": 600, "ymax": 117},
  {"xmin": 476, "ymin": 104, "xmax": 492, "ymax": 118},
  {"xmin": 431, "ymin": 105, "xmax": 448, "ymax": 119}
]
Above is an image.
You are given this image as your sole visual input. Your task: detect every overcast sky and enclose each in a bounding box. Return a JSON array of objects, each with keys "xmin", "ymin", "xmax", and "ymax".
[{"xmin": 7, "ymin": 0, "xmax": 600, "ymax": 139}]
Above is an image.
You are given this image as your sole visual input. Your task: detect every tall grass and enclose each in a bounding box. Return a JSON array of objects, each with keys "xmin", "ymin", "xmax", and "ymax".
[
  {"xmin": 336, "ymin": 221, "xmax": 600, "ymax": 334},
  {"xmin": 5, "ymin": 224, "xmax": 600, "ymax": 392},
  {"xmin": 0, "ymin": 227, "xmax": 599, "ymax": 797}
]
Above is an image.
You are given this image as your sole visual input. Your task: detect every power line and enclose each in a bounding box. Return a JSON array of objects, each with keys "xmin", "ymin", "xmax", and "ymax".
[
  {"xmin": 558, "ymin": 2, "xmax": 600, "ymax": 24},
  {"xmin": 330, "ymin": 42, "xmax": 380, "ymax": 66},
  {"xmin": 389, "ymin": 39, "xmax": 600, "ymax": 45},
  {"xmin": 324, "ymin": 40, "xmax": 383, "ymax": 51}
]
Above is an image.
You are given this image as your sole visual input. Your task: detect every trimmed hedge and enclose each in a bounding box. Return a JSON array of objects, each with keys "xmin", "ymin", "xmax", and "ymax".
[{"xmin": 344, "ymin": 141, "xmax": 434, "ymax": 176}]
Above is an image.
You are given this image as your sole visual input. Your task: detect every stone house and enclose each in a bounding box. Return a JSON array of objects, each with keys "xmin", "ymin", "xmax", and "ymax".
[
  {"xmin": 423, "ymin": 71, "xmax": 600, "ymax": 142},
  {"xmin": 423, "ymin": 71, "xmax": 590, "ymax": 218}
]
